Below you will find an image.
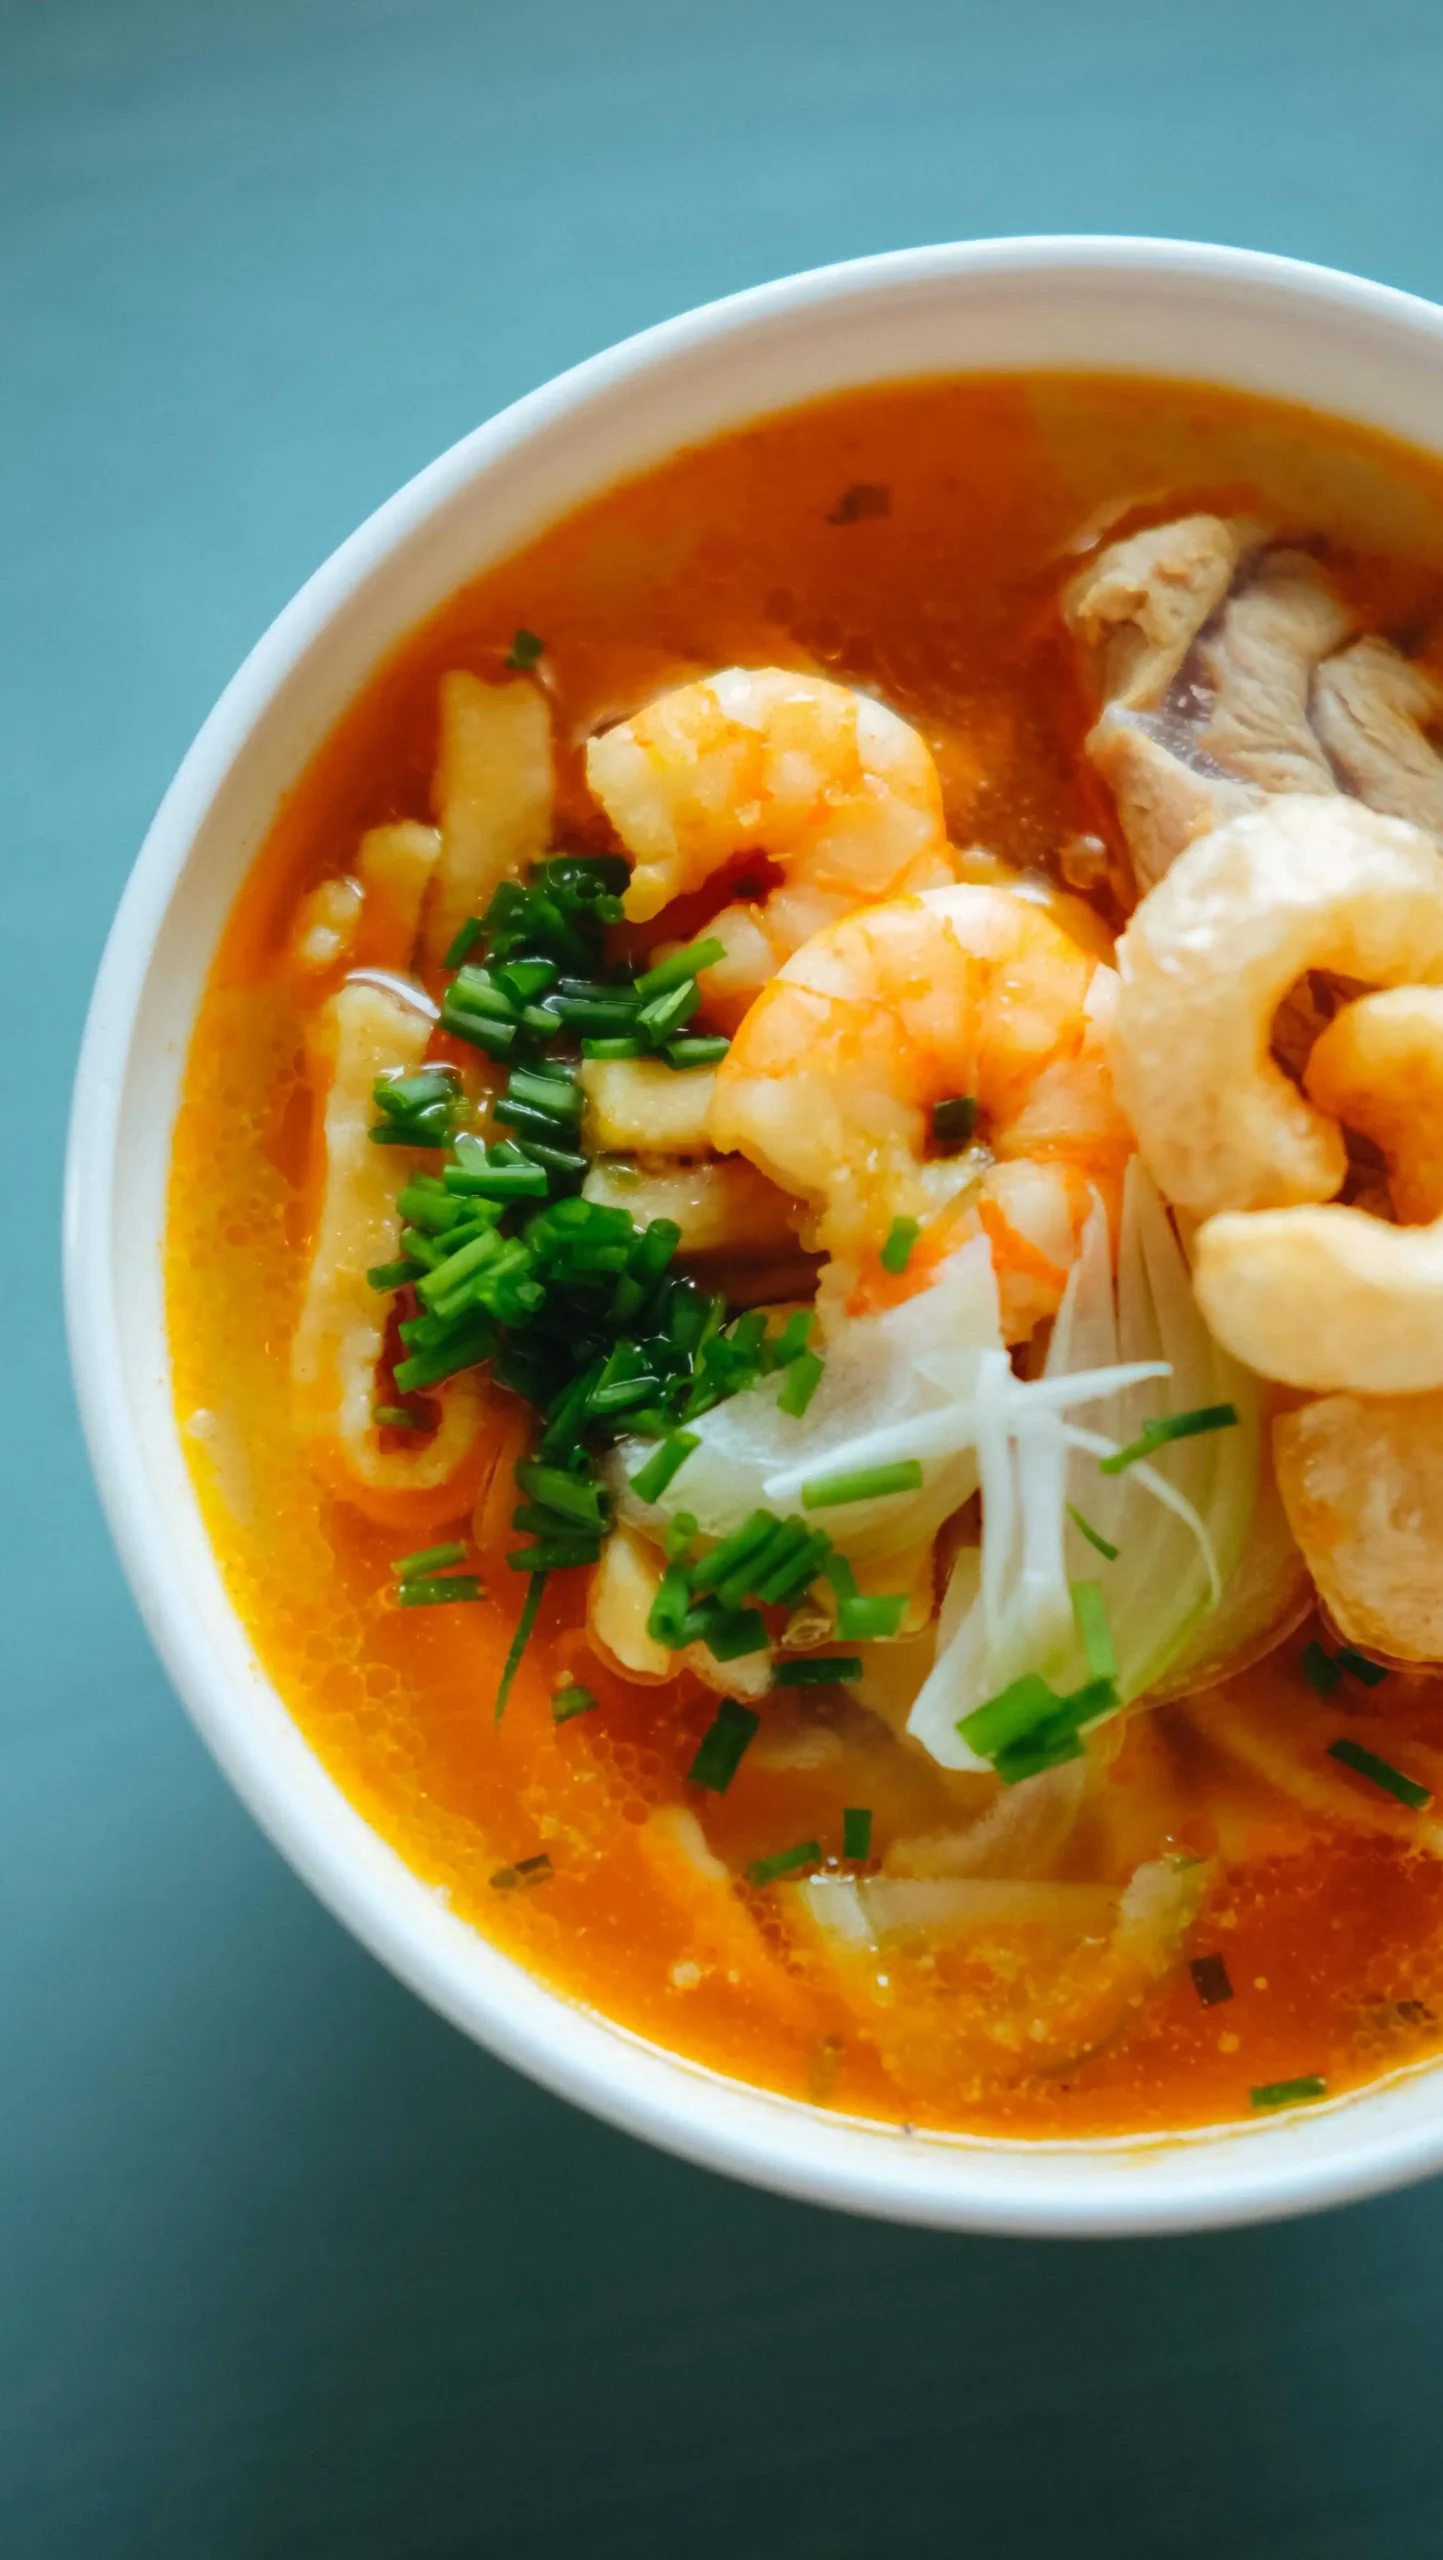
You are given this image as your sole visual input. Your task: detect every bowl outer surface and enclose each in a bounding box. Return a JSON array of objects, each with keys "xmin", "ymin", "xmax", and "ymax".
[{"xmin": 65, "ymin": 236, "xmax": 1443, "ymax": 2234}]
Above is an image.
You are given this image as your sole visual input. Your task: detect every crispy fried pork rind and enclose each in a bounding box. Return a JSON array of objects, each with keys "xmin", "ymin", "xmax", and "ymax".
[{"xmin": 1274, "ymin": 1392, "xmax": 1443, "ymax": 1664}]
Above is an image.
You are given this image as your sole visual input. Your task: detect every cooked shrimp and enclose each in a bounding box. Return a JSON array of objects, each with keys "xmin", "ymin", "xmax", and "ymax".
[
  {"xmin": 707, "ymin": 882, "xmax": 1135, "ymax": 1342},
  {"xmin": 585, "ymin": 668, "xmax": 957, "ymax": 1016}
]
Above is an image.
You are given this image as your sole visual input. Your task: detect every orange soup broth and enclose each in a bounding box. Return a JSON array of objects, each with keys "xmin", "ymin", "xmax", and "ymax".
[{"xmin": 169, "ymin": 371, "xmax": 1443, "ymax": 2138}]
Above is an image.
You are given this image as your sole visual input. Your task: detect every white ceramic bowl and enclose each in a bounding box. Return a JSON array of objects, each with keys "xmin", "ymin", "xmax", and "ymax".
[{"xmin": 67, "ymin": 237, "xmax": 1443, "ymax": 2235}]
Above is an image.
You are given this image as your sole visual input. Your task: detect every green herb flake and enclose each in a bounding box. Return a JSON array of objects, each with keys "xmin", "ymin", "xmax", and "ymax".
[
  {"xmin": 373, "ymin": 1404, "xmax": 425, "ymax": 1430},
  {"xmin": 1189, "ymin": 1953, "xmax": 1234, "ymax": 2008},
  {"xmin": 552, "ymin": 1683, "xmax": 599, "ymax": 1723},
  {"xmin": 490, "ymin": 1850, "xmax": 554, "ymax": 1890},
  {"xmin": 1337, "ymin": 1646, "xmax": 1390, "ymax": 1689},
  {"xmin": 771, "ymin": 1656, "xmax": 863, "ymax": 1687},
  {"xmin": 1327, "ymin": 1736, "xmax": 1432, "ymax": 1811},
  {"xmin": 931, "ymin": 1094, "xmax": 979, "ymax": 1152},
  {"xmin": 842, "ymin": 1807, "xmax": 873, "ymax": 1862},
  {"xmin": 1099, "ymin": 1403, "xmax": 1240, "ymax": 1476},
  {"xmin": 1250, "ymin": 2075, "xmax": 1326, "ymax": 2111},
  {"xmin": 1066, "ymin": 1502, "xmax": 1119, "ymax": 1562},
  {"xmin": 800, "ymin": 1458, "xmax": 923, "ymax": 1511},
  {"xmin": 687, "ymin": 1697, "xmax": 760, "ymax": 1794},
  {"xmin": 880, "ymin": 1215, "xmax": 921, "ymax": 1275},
  {"xmin": 1300, "ymin": 1640, "xmax": 1344, "ymax": 1699},
  {"xmin": 505, "ymin": 627, "xmax": 545, "ymax": 671},
  {"xmin": 747, "ymin": 1839, "xmax": 822, "ymax": 1887}
]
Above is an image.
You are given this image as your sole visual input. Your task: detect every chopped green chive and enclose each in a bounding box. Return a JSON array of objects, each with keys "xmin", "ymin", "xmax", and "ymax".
[
  {"xmin": 396, "ymin": 1575, "xmax": 484, "ymax": 1607},
  {"xmin": 767, "ymin": 1310, "xmax": 814, "ymax": 1367},
  {"xmin": 931, "ymin": 1094, "xmax": 979, "ymax": 1152},
  {"xmin": 842, "ymin": 1807, "xmax": 873, "ymax": 1862},
  {"xmin": 552, "ymin": 1683, "xmax": 599, "ymax": 1723},
  {"xmin": 1327, "ymin": 1737, "xmax": 1432, "ymax": 1811},
  {"xmin": 1189, "ymin": 1953, "xmax": 1234, "ymax": 2007},
  {"xmin": 495, "ymin": 1572, "xmax": 549, "ymax": 1722},
  {"xmin": 880, "ymin": 1216, "xmax": 921, "ymax": 1275},
  {"xmin": 960, "ymin": 1670, "xmax": 1060, "ymax": 1760},
  {"xmin": 1251, "ymin": 2076, "xmax": 1326, "ymax": 2111},
  {"xmin": 1071, "ymin": 1581, "xmax": 1117, "ymax": 1683},
  {"xmin": 1337, "ymin": 1646, "xmax": 1389, "ymax": 1689},
  {"xmin": 688, "ymin": 1697, "xmax": 760, "ymax": 1794},
  {"xmin": 665, "ymin": 1035, "xmax": 730, "ymax": 1069},
  {"xmin": 632, "ymin": 935, "xmax": 727, "ymax": 1001},
  {"xmin": 1066, "ymin": 1502, "xmax": 1119, "ymax": 1562},
  {"xmin": 505, "ymin": 627, "xmax": 545, "ymax": 670},
  {"xmin": 392, "ymin": 1541, "xmax": 467, "ymax": 1579},
  {"xmin": 837, "ymin": 1593, "xmax": 907, "ymax": 1640},
  {"xmin": 630, "ymin": 1431, "xmax": 701, "ymax": 1505},
  {"xmin": 771, "ymin": 1656, "xmax": 863, "ymax": 1687},
  {"xmin": 1300, "ymin": 1640, "xmax": 1344, "ymax": 1699},
  {"xmin": 801, "ymin": 1459, "xmax": 923, "ymax": 1511},
  {"xmin": 582, "ymin": 1036, "xmax": 647, "ymax": 1060},
  {"xmin": 747, "ymin": 1839, "xmax": 822, "ymax": 1887},
  {"xmin": 367, "ymin": 1258, "xmax": 423, "ymax": 1293},
  {"xmin": 823, "ymin": 1552, "xmax": 906, "ymax": 1642},
  {"xmin": 777, "ymin": 1349, "xmax": 825, "ymax": 1418},
  {"xmin": 373, "ymin": 1404, "xmax": 425, "ymax": 1430},
  {"xmin": 665, "ymin": 1512, "xmax": 699, "ymax": 1562},
  {"xmin": 442, "ymin": 915, "xmax": 484, "ymax": 969},
  {"xmin": 1098, "ymin": 1403, "xmax": 1240, "ymax": 1475}
]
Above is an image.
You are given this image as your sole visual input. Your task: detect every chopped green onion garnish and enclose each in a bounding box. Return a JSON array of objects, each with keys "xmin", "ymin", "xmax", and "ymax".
[
  {"xmin": 1327, "ymin": 1737, "xmax": 1432, "ymax": 1811},
  {"xmin": 931, "ymin": 1094, "xmax": 979, "ymax": 1152},
  {"xmin": 1189, "ymin": 1953, "xmax": 1234, "ymax": 2007},
  {"xmin": 665, "ymin": 1036, "xmax": 730, "ymax": 1070},
  {"xmin": 1300, "ymin": 1640, "xmax": 1343, "ymax": 1699},
  {"xmin": 771, "ymin": 1656, "xmax": 863, "ymax": 1686},
  {"xmin": 777, "ymin": 1349, "xmax": 825, "ymax": 1418},
  {"xmin": 747, "ymin": 1839, "xmax": 822, "ymax": 1887},
  {"xmin": 367, "ymin": 1258, "xmax": 423, "ymax": 1293},
  {"xmin": 1071, "ymin": 1580, "xmax": 1117, "ymax": 1683},
  {"xmin": 505, "ymin": 627, "xmax": 545, "ymax": 670},
  {"xmin": 693, "ymin": 1604, "xmax": 770, "ymax": 1662},
  {"xmin": 633, "ymin": 935, "xmax": 727, "ymax": 1002},
  {"xmin": 842, "ymin": 1807, "xmax": 873, "ymax": 1862},
  {"xmin": 392, "ymin": 1540, "xmax": 467, "ymax": 1579},
  {"xmin": 837, "ymin": 1593, "xmax": 906, "ymax": 1641},
  {"xmin": 630, "ymin": 1432, "xmax": 700, "ymax": 1504},
  {"xmin": 552, "ymin": 1683, "xmax": 598, "ymax": 1723},
  {"xmin": 960, "ymin": 1670, "xmax": 1059, "ymax": 1760},
  {"xmin": 514, "ymin": 1461, "xmax": 607, "ymax": 1529},
  {"xmin": 373, "ymin": 1404, "xmax": 425, "ymax": 1430},
  {"xmin": 495, "ymin": 1572, "xmax": 548, "ymax": 1722},
  {"xmin": 442, "ymin": 916, "xmax": 484, "ymax": 969},
  {"xmin": 397, "ymin": 1575, "xmax": 484, "ymax": 1607},
  {"xmin": 1066, "ymin": 1502, "xmax": 1119, "ymax": 1562},
  {"xmin": 582, "ymin": 1036, "xmax": 648, "ymax": 1060},
  {"xmin": 880, "ymin": 1216, "xmax": 921, "ymax": 1275},
  {"xmin": 800, "ymin": 1459, "xmax": 923, "ymax": 1510},
  {"xmin": 634, "ymin": 978, "xmax": 701, "ymax": 1044},
  {"xmin": 994, "ymin": 1729, "xmax": 1084, "ymax": 1785},
  {"xmin": 1251, "ymin": 2076, "xmax": 1326, "ymax": 2110},
  {"xmin": 506, "ymin": 1539, "xmax": 601, "ymax": 1572},
  {"xmin": 1099, "ymin": 1403, "xmax": 1240, "ymax": 1475},
  {"xmin": 665, "ymin": 1512, "xmax": 698, "ymax": 1561},
  {"xmin": 688, "ymin": 1697, "xmax": 760, "ymax": 1794},
  {"xmin": 1337, "ymin": 1646, "xmax": 1389, "ymax": 1688}
]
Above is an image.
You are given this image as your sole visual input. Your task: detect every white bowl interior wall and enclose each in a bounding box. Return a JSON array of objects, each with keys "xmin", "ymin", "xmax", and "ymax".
[{"xmin": 67, "ymin": 239, "xmax": 1443, "ymax": 2232}]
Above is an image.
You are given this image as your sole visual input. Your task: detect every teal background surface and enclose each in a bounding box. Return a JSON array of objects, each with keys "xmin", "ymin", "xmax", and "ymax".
[{"xmin": 9, "ymin": 1, "xmax": 1443, "ymax": 2551}]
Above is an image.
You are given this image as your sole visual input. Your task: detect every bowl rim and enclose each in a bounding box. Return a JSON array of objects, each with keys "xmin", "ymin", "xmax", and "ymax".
[{"xmin": 66, "ymin": 232, "xmax": 1443, "ymax": 2236}]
